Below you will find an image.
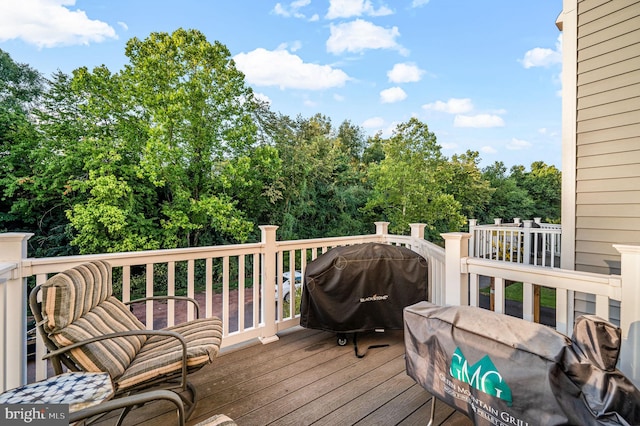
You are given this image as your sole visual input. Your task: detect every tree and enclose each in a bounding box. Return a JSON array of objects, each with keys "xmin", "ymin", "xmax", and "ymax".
[
  {"xmin": 513, "ymin": 161, "xmax": 561, "ymax": 222},
  {"xmin": 0, "ymin": 50, "xmax": 64, "ymax": 255},
  {"xmin": 32, "ymin": 30, "xmax": 261, "ymax": 253},
  {"xmin": 439, "ymin": 150, "xmax": 493, "ymax": 221},
  {"xmin": 34, "ymin": 67, "xmax": 162, "ymax": 254},
  {"xmin": 121, "ymin": 29, "xmax": 258, "ymax": 248},
  {"xmin": 268, "ymin": 114, "xmax": 371, "ymax": 240},
  {"xmin": 365, "ymin": 118, "xmax": 465, "ymax": 240},
  {"xmin": 480, "ymin": 161, "xmax": 535, "ymax": 223}
]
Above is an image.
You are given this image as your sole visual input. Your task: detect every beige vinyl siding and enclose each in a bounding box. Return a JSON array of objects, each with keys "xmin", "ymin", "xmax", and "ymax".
[
  {"xmin": 575, "ymin": 0, "xmax": 640, "ymax": 277},
  {"xmin": 573, "ymin": 0, "xmax": 640, "ymax": 324}
]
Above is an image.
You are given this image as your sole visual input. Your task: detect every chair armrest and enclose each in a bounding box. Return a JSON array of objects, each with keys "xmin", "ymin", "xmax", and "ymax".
[
  {"xmin": 125, "ymin": 296, "xmax": 201, "ymax": 318},
  {"xmin": 44, "ymin": 330, "xmax": 190, "ymax": 390}
]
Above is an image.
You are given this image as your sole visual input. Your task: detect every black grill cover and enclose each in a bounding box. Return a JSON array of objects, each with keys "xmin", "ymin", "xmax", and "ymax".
[
  {"xmin": 404, "ymin": 301, "xmax": 640, "ymax": 425},
  {"xmin": 300, "ymin": 242, "xmax": 428, "ymax": 333}
]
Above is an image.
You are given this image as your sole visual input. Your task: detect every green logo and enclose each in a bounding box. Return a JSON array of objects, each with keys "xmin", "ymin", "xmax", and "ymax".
[{"xmin": 449, "ymin": 347, "xmax": 513, "ymax": 406}]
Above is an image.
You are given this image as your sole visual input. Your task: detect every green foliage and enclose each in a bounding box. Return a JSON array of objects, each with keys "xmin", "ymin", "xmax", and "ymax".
[
  {"xmin": 365, "ymin": 118, "xmax": 466, "ymax": 241},
  {"xmin": 479, "ymin": 161, "xmax": 560, "ymax": 224},
  {"xmin": 1, "ymin": 36, "xmax": 562, "ymax": 259},
  {"xmin": 271, "ymin": 113, "xmax": 372, "ymax": 240}
]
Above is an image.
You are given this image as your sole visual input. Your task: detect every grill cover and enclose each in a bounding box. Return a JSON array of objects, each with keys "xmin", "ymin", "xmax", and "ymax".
[
  {"xmin": 404, "ymin": 301, "xmax": 640, "ymax": 425},
  {"xmin": 300, "ymin": 242, "xmax": 428, "ymax": 333}
]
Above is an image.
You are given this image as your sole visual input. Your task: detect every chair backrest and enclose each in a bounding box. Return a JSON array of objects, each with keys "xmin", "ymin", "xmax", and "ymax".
[{"xmin": 32, "ymin": 261, "xmax": 148, "ymax": 379}]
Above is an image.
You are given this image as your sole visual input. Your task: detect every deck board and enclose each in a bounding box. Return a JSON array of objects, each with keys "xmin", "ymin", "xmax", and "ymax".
[{"xmin": 95, "ymin": 327, "xmax": 472, "ymax": 426}]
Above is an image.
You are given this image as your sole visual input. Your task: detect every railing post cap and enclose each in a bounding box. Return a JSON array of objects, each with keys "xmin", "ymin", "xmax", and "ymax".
[
  {"xmin": 0, "ymin": 232, "xmax": 34, "ymax": 242},
  {"xmin": 441, "ymin": 232, "xmax": 472, "ymax": 241},
  {"xmin": 375, "ymin": 222, "xmax": 390, "ymax": 235},
  {"xmin": 614, "ymin": 244, "xmax": 640, "ymax": 255}
]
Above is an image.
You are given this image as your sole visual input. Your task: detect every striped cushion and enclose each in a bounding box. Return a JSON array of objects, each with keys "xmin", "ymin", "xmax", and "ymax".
[
  {"xmin": 116, "ymin": 317, "xmax": 223, "ymax": 390},
  {"xmin": 49, "ymin": 296, "xmax": 147, "ymax": 378},
  {"xmin": 42, "ymin": 261, "xmax": 113, "ymax": 333}
]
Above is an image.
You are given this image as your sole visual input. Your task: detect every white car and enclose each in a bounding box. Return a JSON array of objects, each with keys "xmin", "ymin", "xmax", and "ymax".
[{"xmin": 276, "ymin": 270, "xmax": 303, "ymax": 303}]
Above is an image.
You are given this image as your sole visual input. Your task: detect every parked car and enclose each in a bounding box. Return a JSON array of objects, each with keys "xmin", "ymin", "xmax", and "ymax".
[{"xmin": 276, "ymin": 270, "xmax": 302, "ymax": 303}]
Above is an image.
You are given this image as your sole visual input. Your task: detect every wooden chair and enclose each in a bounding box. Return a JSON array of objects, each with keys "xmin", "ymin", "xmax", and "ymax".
[{"xmin": 29, "ymin": 260, "xmax": 223, "ymax": 424}]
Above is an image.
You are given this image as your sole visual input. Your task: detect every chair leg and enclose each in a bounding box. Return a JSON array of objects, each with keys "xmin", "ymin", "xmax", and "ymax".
[
  {"xmin": 177, "ymin": 381, "xmax": 198, "ymax": 419},
  {"xmin": 69, "ymin": 390, "xmax": 186, "ymax": 426}
]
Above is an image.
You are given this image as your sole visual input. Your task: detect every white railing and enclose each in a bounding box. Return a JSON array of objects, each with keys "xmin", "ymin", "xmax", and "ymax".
[
  {"xmin": 469, "ymin": 218, "xmax": 562, "ymax": 268},
  {"xmin": 3, "ymin": 226, "xmax": 640, "ymax": 391},
  {"xmin": 442, "ymin": 233, "xmax": 640, "ymax": 388},
  {"xmin": 0, "ymin": 222, "xmax": 444, "ymax": 392}
]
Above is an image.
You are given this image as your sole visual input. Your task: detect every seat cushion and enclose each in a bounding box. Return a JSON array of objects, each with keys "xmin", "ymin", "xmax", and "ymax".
[
  {"xmin": 49, "ymin": 296, "xmax": 147, "ymax": 378},
  {"xmin": 116, "ymin": 316, "xmax": 223, "ymax": 391}
]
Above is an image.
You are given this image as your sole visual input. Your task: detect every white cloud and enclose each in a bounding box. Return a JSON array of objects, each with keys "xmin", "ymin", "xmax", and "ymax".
[
  {"xmin": 117, "ymin": 22, "xmax": 128, "ymax": 31},
  {"xmin": 326, "ymin": 0, "xmax": 393, "ymax": 19},
  {"xmin": 303, "ymin": 99, "xmax": 317, "ymax": 107},
  {"xmin": 273, "ymin": 0, "xmax": 314, "ymax": 20},
  {"xmin": 361, "ymin": 116, "xmax": 385, "ymax": 128},
  {"xmin": 0, "ymin": 0, "xmax": 117, "ymax": 48},
  {"xmin": 380, "ymin": 87, "xmax": 407, "ymax": 103},
  {"xmin": 506, "ymin": 138, "xmax": 532, "ymax": 150},
  {"xmin": 411, "ymin": 0, "xmax": 430, "ymax": 7},
  {"xmin": 481, "ymin": 146, "xmax": 498, "ymax": 154},
  {"xmin": 454, "ymin": 114, "xmax": 505, "ymax": 128},
  {"xmin": 253, "ymin": 92, "xmax": 272, "ymax": 105},
  {"xmin": 423, "ymin": 98, "xmax": 473, "ymax": 114},
  {"xmin": 333, "ymin": 93, "xmax": 345, "ymax": 101},
  {"xmin": 387, "ymin": 63, "xmax": 424, "ymax": 83},
  {"xmin": 278, "ymin": 41, "xmax": 303, "ymax": 52},
  {"xmin": 234, "ymin": 48, "xmax": 351, "ymax": 90},
  {"xmin": 521, "ymin": 34, "xmax": 562, "ymax": 68},
  {"xmin": 326, "ymin": 19, "xmax": 407, "ymax": 55}
]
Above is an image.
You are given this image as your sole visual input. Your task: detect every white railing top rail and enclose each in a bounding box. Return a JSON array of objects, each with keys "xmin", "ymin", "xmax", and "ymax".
[
  {"xmin": 463, "ymin": 257, "xmax": 622, "ymax": 301},
  {"xmin": 0, "ymin": 262, "xmax": 16, "ymax": 279},
  {"xmin": 469, "ymin": 217, "xmax": 562, "ymax": 230}
]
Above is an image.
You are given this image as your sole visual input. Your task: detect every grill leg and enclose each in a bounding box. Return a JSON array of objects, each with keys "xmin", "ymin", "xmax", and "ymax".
[{"xmin": 427, "ymin": 396, "xmax": 436, "ymax": 426}]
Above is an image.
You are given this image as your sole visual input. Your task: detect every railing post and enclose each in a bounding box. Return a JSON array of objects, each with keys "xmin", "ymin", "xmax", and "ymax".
[
  {"xmin": 409, "ymin": 223, "xmax": 426, "ymax": 240},
  {"xmin": 468, "ymin": 219, "xmax": 477, "ymax": 258},
  {"xmin": 614, "ymin": 244, "xmax": 640, "ymax": 387},
  {"xmin": 0, "ymin": 232, "xmax": 33, "ymax": 392},
  {"xmin": 522, "ymin": 220, "xmax": 533, "ymax": 265},
  {"xmin": 442, "ymin": 232, "xmax": 471, "ymax": 307},
  {"xmin": 259, "ymin": 226, "xmax": 279, "ymax": 344},
  {"xmin": 375, "ymin": 221, "xmax": 389, "ymax": 236}
]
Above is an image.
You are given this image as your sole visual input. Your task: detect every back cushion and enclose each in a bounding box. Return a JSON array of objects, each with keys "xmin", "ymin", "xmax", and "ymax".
[
  {"xmin": 42, "ymin": 261, "xmax": 147, "ymax": 378},
  {"xmin": 42, "ymin": 261, "xmax": 113, "ymax": 333}
]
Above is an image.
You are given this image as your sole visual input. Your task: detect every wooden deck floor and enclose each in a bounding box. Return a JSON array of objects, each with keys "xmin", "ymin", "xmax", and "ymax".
[{"xmin": 110, "ymin": 326, "xmax": 472, "ymax": 426}]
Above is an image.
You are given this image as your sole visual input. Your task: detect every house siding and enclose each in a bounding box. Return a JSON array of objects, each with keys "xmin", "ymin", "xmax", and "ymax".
[{"xmin": 574, "ymin": 0, "xmax": 640, "ymax": 279}]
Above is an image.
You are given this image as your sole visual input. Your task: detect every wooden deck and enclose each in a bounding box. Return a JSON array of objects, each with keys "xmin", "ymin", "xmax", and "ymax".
[{"xmin": 111, "ymin": 327, "xmax": 472, "ymax": 426}]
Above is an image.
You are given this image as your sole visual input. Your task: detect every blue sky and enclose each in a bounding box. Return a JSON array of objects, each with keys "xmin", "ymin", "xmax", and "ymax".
[{"xmin": 0, "ymin": 0, "xmax": 563, "ymax": 169}]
